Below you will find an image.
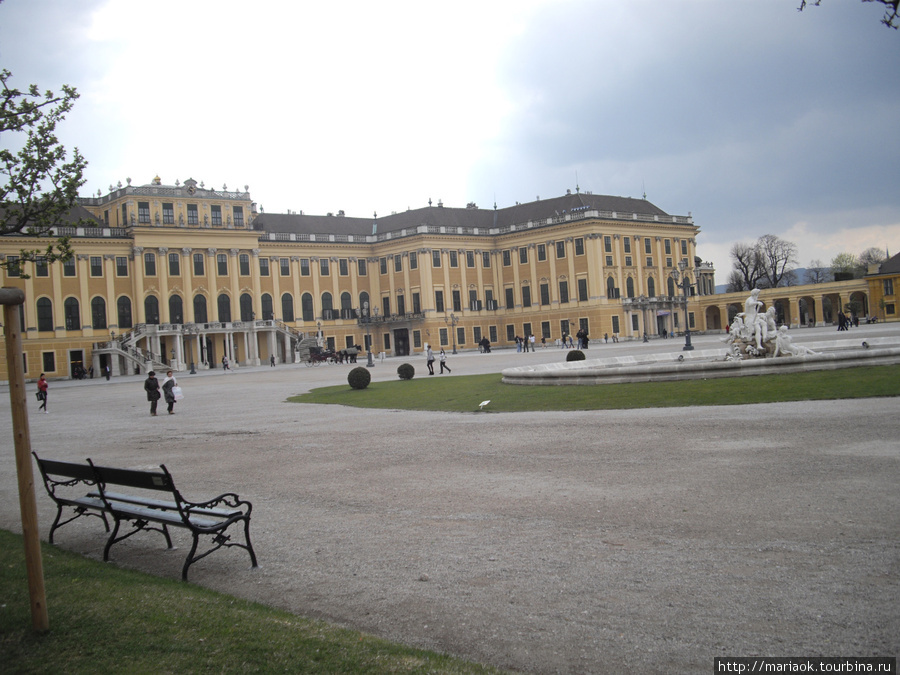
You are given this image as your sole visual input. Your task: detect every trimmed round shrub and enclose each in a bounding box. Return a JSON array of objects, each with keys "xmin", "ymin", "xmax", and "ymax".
[
  {"xmin": 397, "ymin": 363, "xmax": 415, "ymax": 380},
  {"xmin": 348, "ymin": 366, "xmax": 371, "ymax": 390},
  {"xmin": 566, "ymin": 349, "xmax": 586, "ymax": 362}
]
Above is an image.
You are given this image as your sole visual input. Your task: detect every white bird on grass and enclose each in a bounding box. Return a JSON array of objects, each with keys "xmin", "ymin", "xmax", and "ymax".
[{"xmin": 478, "ymin": 400, "xmax": 491, "ymax": 411}]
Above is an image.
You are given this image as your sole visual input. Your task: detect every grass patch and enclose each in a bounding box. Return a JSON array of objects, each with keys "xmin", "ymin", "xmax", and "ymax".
[
  {"xmin": 291, "ymin": 364, "xmax": 900, "ymax": 412},
  {"xmin": 0, "ymin": 530, "xmax": 503, "ymax": 674}
]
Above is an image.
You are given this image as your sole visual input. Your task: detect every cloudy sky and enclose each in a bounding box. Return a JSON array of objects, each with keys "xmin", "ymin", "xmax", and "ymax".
[{"xmin": 2, "ymin": 0, "xmax": 898, "ymax": 283}]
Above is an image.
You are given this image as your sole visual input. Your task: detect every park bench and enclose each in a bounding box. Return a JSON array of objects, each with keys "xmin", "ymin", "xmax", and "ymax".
[{"xmin": 33, "ymin": 453, "xmax": 259, "ymax": 581}]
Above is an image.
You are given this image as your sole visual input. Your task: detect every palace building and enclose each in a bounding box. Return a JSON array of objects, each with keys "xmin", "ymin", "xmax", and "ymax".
[{"xmin": 0, "ymin": 175, "xmax": 884, "ymax": 381}]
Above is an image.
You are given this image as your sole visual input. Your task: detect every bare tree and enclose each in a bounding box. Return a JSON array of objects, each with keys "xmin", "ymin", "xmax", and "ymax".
[
  {"xmin": 756, "ymin": 234, "xmax": 799, "ymax": 288},
  {"xmin": 805, "ymin": 259, "xmax": 831, "ymax": 284},
  {"xmin": 726, "ymin": 269, "xmax": 748, "ymax": 293},
  {"xmin": 729, "ymin": 242, "xmax": 763, "ymax": 290},
  {"xmin": 798, "ymin": 0, "xmax": 900, "ymax": 30},
  {"xmin": 857, "ymin": 246, "xmax": 887, "ymax": 274}
]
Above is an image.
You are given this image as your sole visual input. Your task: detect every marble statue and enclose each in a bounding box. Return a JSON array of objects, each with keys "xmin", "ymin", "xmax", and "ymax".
[
  {"xmin": 723, "ymin": 290, "xmax": 816, "ymax": 360},
  {"xmin": 773, "ymin": 326, "xmax": 819, "ymax": 357}
]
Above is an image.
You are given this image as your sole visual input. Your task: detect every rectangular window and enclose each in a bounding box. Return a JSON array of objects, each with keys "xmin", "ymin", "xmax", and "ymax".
[
  {"xmin": 90, "ymin": 256, "xmax": 103, "ymax": 277},
  {"xmin": 482, "ymin": 252, "xmax": 491, "ymax": 268},
  {"xmin": 522, "ymin": 285, "xmax": 531, "ymax": 308},
  {"xmin": 6, "ymin": 255, "xmax": 20, "ymax": 277},
  {"xmin": 339, "ymin": 258, "xmax": 349, "ymax": 276},
  {"xmin": 556, "ymin": 241, "xmax": 566, "ymax": 259},
  {"xmin": 541, "ymin": 321, "xmax": 551, "ymax": 339},
  {"xmin": 666, "ymin": 257, "xmax": 673, "ymax": 268},
  {"xmin": 435, "ymin": 290, "xmax": 445, "ymax": 313},
  {"xmin": 396, "ymin": 295, "xmax": 406, "ymax": 315},
  {"xmin": 187, "ymin": 204, "xmax": 199, "ymax": 225},
  {"xmin": 457, "ymin": 326, "xmax": 465, "ymax": 346},
  {"xmin": 211, "ymin": 205, "xmax": 222, "ymax": 226},
  {"xmin": 42, "ymin": 351, "xmax": 55, "ymax": 372},
  {"xmin": 559, "ymin": 281, "xmax": 569, "ymax": 304},
  {"xmin": 380, "ymin": 257, "xmax": 387, "ymax": 274},
  {"xmin": 432, "ymin": 250, "xmax": 441, "ymax": 268},
  {"xmin": 665, "ymin": 239, "xmax": 672, "ymax": 255},
  {"xmin": 485, "ymin": 289, "xmax": 495, "ymax": 309},
  {"xmin": 63, "ymin": 258, "xmax": 76, "ymax": 277},
  {"xmin": 144, "ymin": 253, "xmax": 156, "ymax": 276},
  {"xmin": 647, "ymin": 257, "xmax": 654, "ymax": 267},
  {"xmin": 138, "ymin": 202, "xmax": 150, "ymax": 224},
  {"xmin": 439, "ymin": 327, "xmax": 449, "ymax": 347},
  {"xmin": 505, "ymin": 287, "xmax": 515, "ymax": 308},
  {"xmin": 490, "ymin": 325, "xmax": 498, "ymax": 342},
  {"xmin": 884, "ymin": 279, "xmax": 894, "ymax": 295},
  {"xmin": 519, "ymin": 247, "xmax": 528, "ymax": 265},
  {"xmin": 625, "ymin": 256, "xmax": 632, "ymax": 267},
  {"xmin": 502, "ymin": 250, "xmax": 511, "ymax": 266},
  {"xmin": 537, "ymin": 244, "xmax": 547, "ymax": 261},
  {"xmin": 233, "ymin": 206, "xmax": 244, "ymax": 227},
  {"xmin": 604, "ymin": 235, "xmax": 612, "ymax": 253},
  {"xmin": 624, "ymin": 237, "xmax": 631, "ymax": 254},
  {"xmin": 577, "ymin": 278, "xmax": 588, "ymax": 302},
  {"xmin": 217, "ymin": 253, "xmax": 227, "ymax": 276},
  {"xmin": 632, "ymin": 314, "xmax": 639, "ymax": 331},
  {"xmin": 540, "ymin": 283, "xmax": 550, "ymax": 306},
  {"xmin": 259, "ymin": 257, "xmax": 269, "ymax": 276},
  {"xmin": 413, "ymin": 330, "xmax": 422, "ymax": 349},
  {"xmin": 357, "ymin": 258, "xmax": 367, "ymax": 276},
  {"xmin": 612, "ymin": 315, "xmax": 620, "ymax": 334},
  {"xmin": 412, "ymin": 292, "xmax": 421, "ymax": 314},
  {"xmin": 103, "ymin": 210, "xmax": 109, "ymax": 225},
  {"xmin": 239, "ymin": 253, "xmax": 250, "ymax": 276},
  {"xmin": 449, "ymin": 250, "xmax": 458, "ymax": 268},
  {"xmin": 394, "ymin": 256, "xmax": 402, "ymax": 273},
  {"xmin": 319, "ymin": 258, "xmax": 330, "ymax": 276},
  {"xmin": 452, "ymin": 289, "xmax": 462, "ymax": 312},
  {"xmin": 575, "ymin": 238, "xmax": 585, "ymax": 256},
  {"xmin": 297, "ymin": 258, "xmax": 307, "ymax": 276},
  {"xmin": 523, "ymin": 322, "xmax": 532, "ymax": 339},
  {"xmin": 645, "ymin": 238, "xmax": 652, "ymax": 254},
  {"xmin": 681, "ymin": 240, "xmax": 688, "ymax": 255},
  {"xmin": 466, "ymin": 250, "xmax": 475, "ymax": 268},
  {"xmin": 506, "ymin": 324, "xmax": 515, "ymax": 341},
  {"xmin": 162, "ymin": 203, "xmax": 174, "ymax": 224},
  {"xmin": 473, "ymin": 326, "xmax": 482, "ymax": 344},
  {"xmin": 468, "ymin": 289, "xmax": 479, "ymax": 310},
  {"xmin": 193, "ymin": 253, "xmax": 205, "ymax": 276},
  {"xmin": 688, "ymin": 312, "xmax": 695, "ymax": 329},
  {"xmin": 409, "ymin": 252, "xmax": 418, "ymax": 270},
  {"xmin": 35, "ymin": 258, "xmax": 49, "ymax": 277},
  {"xmin": 169, "ymin": 253, "xmax": 180, "ymax": 276},
  {"xmin": 885, "ymin": 303, "xmax": 895, "ymax": 315},
  {"xmin": 606, "ymin": 256, "xmax": 614, "ymax": 267}
]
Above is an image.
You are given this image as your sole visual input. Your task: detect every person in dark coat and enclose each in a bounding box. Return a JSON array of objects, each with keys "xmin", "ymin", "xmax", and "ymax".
[
  {"xmin": 161, "ymin": 370, "xmax": 177, "ymax": 415},
  {"xmin": 144, "ymin": 371, "xmax": 161, "ymax": 416}
]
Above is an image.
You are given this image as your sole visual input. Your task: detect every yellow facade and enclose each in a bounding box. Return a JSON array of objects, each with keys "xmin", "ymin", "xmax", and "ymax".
[{"xmin": 0, "ymin": 176, "xmax": 873, "ymax": 382}]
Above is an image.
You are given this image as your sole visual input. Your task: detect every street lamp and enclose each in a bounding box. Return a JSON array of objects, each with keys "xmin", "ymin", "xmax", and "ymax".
[
  {"xmin": 445, "ymin": 313, "xmax": 458, "ymax": 354},
  {"xmin": 184, "ymin": 326, "xmax": 198, "ymax": 374},
  {"xmin": 670, "ymin": 259, "xmax": 694, "ymax": 351},
  {"xmin": 363, "ymin": 302, "xmax": 374, "ymax": 368}
]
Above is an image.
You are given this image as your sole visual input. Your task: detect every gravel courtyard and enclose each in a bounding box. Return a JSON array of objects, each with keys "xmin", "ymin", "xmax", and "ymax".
[{"xmin": 1, "ymin": 328, "xmax": 898, "ymax": 674}]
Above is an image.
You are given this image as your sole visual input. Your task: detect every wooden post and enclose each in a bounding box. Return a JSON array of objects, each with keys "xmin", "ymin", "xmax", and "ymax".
[{"xmin": 2, "ymin": 288, "xmax": 49, "ymax": 631}]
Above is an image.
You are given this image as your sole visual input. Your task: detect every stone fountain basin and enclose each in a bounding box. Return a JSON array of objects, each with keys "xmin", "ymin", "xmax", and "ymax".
[{"xmin": 501, "ymin": 337, "xmax": 900, "ymax": 386}]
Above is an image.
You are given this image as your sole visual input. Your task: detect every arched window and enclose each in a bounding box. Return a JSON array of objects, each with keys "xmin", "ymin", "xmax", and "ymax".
[
  {"xmin": 64, "ymin": 297, "xmax": 80, "ymax": 331},
  {"xmin": 240, "ymin": 293, "xmax": 254, "ymax": 322},
  {"xmin": 144, "ymin": 295, "xmax": 160, "ymax": 324},
  {"xmin": 359, "ymin": 291, "xmax": 370, "ymax": 311},
  {"xmin": 301, "ymin": 293, "xmax": 314, "ymax": 322},
  {"xmin": 341, "ymin": 292, "xmax": 353, "ymax": 319},
  {"xmin": 626, "ymin": 277, "xmax": 635, "ymax": 299},
  {"xmin": 193, "ymin": 295, "xmax": 208, "ymax": 324},
  {"xmin": 91, "ymin": 297, "xmax": 107, "ymax": 329},
  {"xmin": 37, "ymin": 297, "xmax": 53, "ymax": 331},
  {"xmin": 169, "ymin": 294, "xmax": 183, "ymax": 324},
  {"xmin": 667, "ymin": 276, "xmax": 676, "ymax": 297},
  {"xmin": 647, "ymin": 277, "xmax": 656, "ymax": 297},
  {"xmin": 321, "ymin": 292, "xmax": 333, "ymax": 320},
  {"xmin": 606, "ymin": 276, "xmax": 616, "ymax": 298},
  {"xmin": 261, "ymin": 294, "xmax": 274, "ymax": 321},
  {"xmin": 281, "ymin": 293, "xmax": 294, "ymax": 322},
  {"xmin": 117, "ymin": 296, "xmax": 133, "ymax": 329},
  {"xmin": 217, "ymin": 294, "xmax": 232, "ymax": 322}
]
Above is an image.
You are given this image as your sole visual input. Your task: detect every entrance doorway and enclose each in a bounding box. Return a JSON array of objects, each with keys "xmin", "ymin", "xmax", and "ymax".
[
  {"xmin": 69, "ymin": 350, "xmax": 85, "ymax": 379},
  {"xmin": 393, "ymin": 328, "xmax": 409, "ymax": 356}
]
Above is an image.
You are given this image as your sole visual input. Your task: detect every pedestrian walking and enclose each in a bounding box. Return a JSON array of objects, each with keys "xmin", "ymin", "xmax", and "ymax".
[
  {"xmin": 144, "ymin": 370, "xmax": 161, "ymax": 416},
  {"xmin": 426, "ymin": 344, "xmax": 435, "ymax": 375},
  {"xmin": 162, "ymin": 370, "xmax": 178, "ymax": 415},
  {"xmin": 222, "ymin": 355, "xmax": 230, "ymax": 371},
  {"xmin": 439, "ymin": 349, "xmax": 451, "ymax": 374},
  {"xmin": 270, "ymin": 355, "xmax": 276, "ymax": 367},
  {"xmin": 36, "ymin": 373, "xmax": 48, "ymax": 413}
]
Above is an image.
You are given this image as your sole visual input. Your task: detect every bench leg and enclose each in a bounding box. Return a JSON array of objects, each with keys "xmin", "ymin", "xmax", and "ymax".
[{"xmin": 104, "ymin": 518, "xmax": 174, "ymax": 562}]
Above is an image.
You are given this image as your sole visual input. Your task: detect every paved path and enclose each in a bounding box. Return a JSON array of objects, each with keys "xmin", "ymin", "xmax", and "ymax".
[{"xmin": 1, "ymin": 324, "xmax": 898, "ymax": 674}]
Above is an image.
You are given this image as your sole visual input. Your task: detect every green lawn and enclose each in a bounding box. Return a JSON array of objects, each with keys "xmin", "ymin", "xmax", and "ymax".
[
  {"xmin": 0, "ymin": 530, "xmax": 503, "ymax": 674},
  {"xmin": 291, "ymin": 364, "xmax": 900, "ymax": 412}
]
